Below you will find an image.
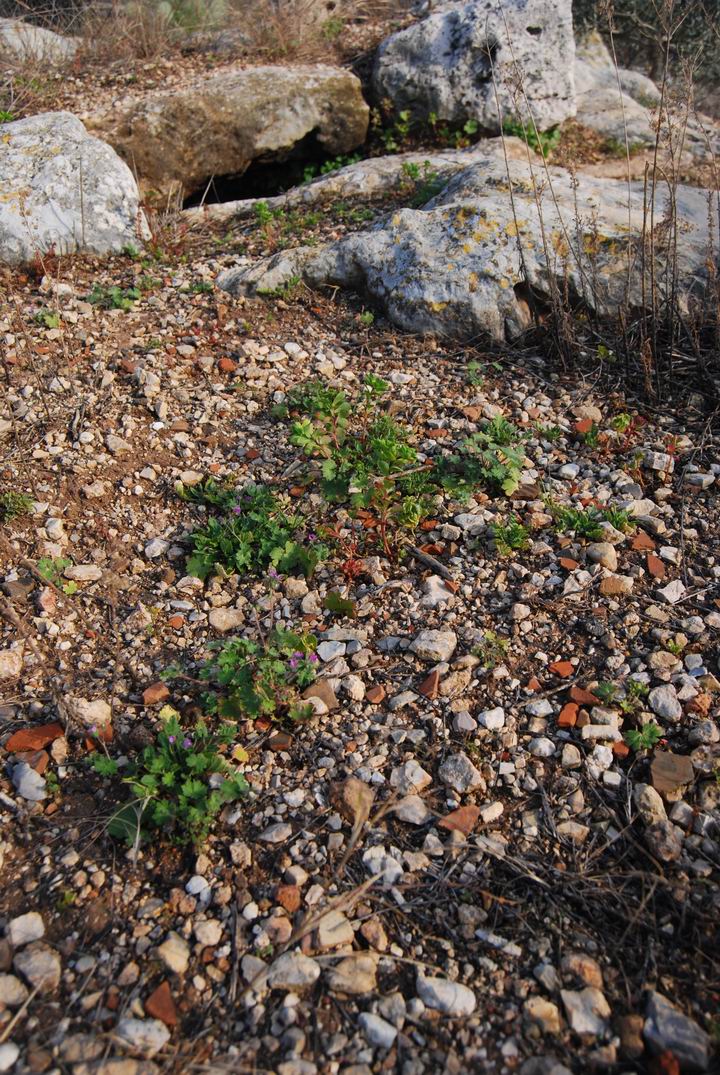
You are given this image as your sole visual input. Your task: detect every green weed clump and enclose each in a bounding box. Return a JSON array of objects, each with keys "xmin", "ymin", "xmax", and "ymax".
[
  {"xmin": 91, "ymin": 707, "xmax": 248, "ymax": 846},
  {"xmin": 545, "ymin": 500, "xmax": 633, "ymax": 540},
  {"xmin": 0, "ymin": 491, "xmax": 34, "ymax": 523},
  {"xmin": 202, "ymin": 627, "xmax": 319, "ymax": 723},
  {"xmin": 492, "ymin": 515, "xmax": 530, "ymax": 556},
  {"xmin": 183, "ymin": 483, "xmax": 327, "ymax": 581},
  {"xmin": 502, "ymin": 119, "xmax": 562, "ymax": 158},
  {"xmin": 283, "ymin": 376, "xmax": 528, "ymax": 555}
]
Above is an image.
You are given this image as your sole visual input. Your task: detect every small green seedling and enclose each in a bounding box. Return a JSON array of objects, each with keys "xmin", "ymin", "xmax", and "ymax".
[
  {"xmin": 625, "ymin": 722, "xmax": 664, "ymax": 751},
  {"xmin": 37, "ymin": 557, "xmax": 77, "ymax": 595},
  {"xmin": 473, "ymin": 630, "xmax": 509, "ymax": 670},
  {"xmin": 0, "ymin": 491, "xmax": 34, "ymax": 522},
  {"xmin": 492, "ymin": 516, "xmax": 530, "ymax": 556},
  {"xmin": 92, "ymin": 706, "xmax": 248, "ymax": 846},
  {"xmin": 202, "ymin": 628, "xmax": 319, "ymax": 723}
]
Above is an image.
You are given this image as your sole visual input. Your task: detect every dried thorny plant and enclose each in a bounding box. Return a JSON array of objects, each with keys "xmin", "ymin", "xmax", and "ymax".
[{"xmin": 491, "ymin": 0, "xmax": 720, "ymax": 417}]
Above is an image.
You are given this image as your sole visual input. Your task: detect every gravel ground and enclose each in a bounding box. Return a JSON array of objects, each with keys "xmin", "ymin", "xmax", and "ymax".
[{"xmin": 0, "ymin": 208, "xmax": 719, "ymax": 1075}]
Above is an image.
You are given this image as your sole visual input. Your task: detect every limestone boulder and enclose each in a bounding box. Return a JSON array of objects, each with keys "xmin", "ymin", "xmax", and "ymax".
[
  {"xmin": 219, "ymin": 155, "xmax": 717, "ymax": 342},
  {"xmin": 372, "ymin": 0, "xmax": 575, "ymax": 132},
  {"xmin": 87, "ymin": 64, "xmax": 369, "ymax": 199},
  {"xmin": 0, "ymin": 112, "xmax": 148, "ymax": 266},
  {"xmin": 0, "ymin": 18, "xmax": 79, "ymax": 64}
]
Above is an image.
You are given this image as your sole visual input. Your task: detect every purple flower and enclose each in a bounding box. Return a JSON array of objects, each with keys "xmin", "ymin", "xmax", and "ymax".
[
  {"xmin": 232, "ymin": 505, "xmax": 243, "ymax": 515},
  {"xmin": 168, "ymin": 735, "xmax": 176, "ymax": 744},
  {"xmin": 268, "ymin": 567, "xmax": 279, "ymax": 579},
  {"xmin": 288, "ymin": 651, "xmax": 303, "ymax": 670},
  {"xmin": 182, "ymin": 737, "xmax": 192, "ymax": 748},
  {"xmin": 309, "ymin": 653, "xmax": 318, "ymax": 663},
  {"xmin": 307, "ymin": 532, "xmax": 317, "ymax": 543},
  {"xmin": 89, "ymin": 724, "xmax": 97, "ymax": 736}
]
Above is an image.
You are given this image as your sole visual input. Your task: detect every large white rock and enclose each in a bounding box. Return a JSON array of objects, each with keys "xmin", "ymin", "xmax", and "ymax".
[
  {"xmin": 87, "ymin": 64, "xmax": 369, "ymax": 199},
  {"xmin": 220, "ymin": 155, "xmax": 718, "ymax": 342},
  {"xmin": 0, "ymin": 18, "xmax": 79, "ymax": 64},
  {"xmin": 372, "ymin": 0, "xmax": 575, "ymax": 132},
  {"xmin": 0, "ymin": 112, "xmax": 148, "ymax": 266},
  {"xmin": 574, "ymin": 33, "xmax": 717, "ymax": 160}
]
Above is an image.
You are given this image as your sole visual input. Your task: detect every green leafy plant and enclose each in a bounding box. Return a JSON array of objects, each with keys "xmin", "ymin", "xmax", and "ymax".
[
  {"xmin": 0, "ymin": 491, "xmax": 34, "ymax": 522},
  {"xmin": 545, "ymin": 500, "xmax": 633, "ymax": 540},
  {"xmin": 34, "ymin": 309, "xmax": 60, "ymax": 329},
  {"xmin": 321, "ymin": 14, "xmax": 344, "ymax": 40},
  {"xmin": 36, "ymin": 557, "xmax": 77, "ymax": 596},
  {"xmin": 625, "ymin": 722, "xmax": 664, "ymax": 751},
  {"xmin": 92, "ymin": 707, "xmax": 248, "ymax": 846},
  {"xmin": 435, "ymin": 416, "xmax": 528, "ymax": 498},
  {"xmin": 256, "ymin": 275, "xmax": 303, "ymax": 301},
  {"xmin": 401, "ymin": 160, "xmax": 445, "ymax": 207},
  {"xmin": 284, "ymin": 380, "xmax": 527, "ymax": 555},
  {"xmin": 253, "ymin": 202, "xmax": 322, "ymax": 250},
  {"xmin": 502, "ymin": 118, "xmax": 562, "ymax": 157},
  {"xmin": 0, "ymin": 110, "xmax": 14, "ymax": 123},
  {"xmin": 202, "ymin": 628, "xmax": 318, "ymax": 723},
  {"xmin": 87, "ymin": 284, "xmax": 141, "ymax": 311},
  {"xmin": 492, "ymin": 516, "xmax": 530, "ymax": 556},
  {"xmin": 473, "ymin": 630, "xmax": 510, "ymax": 669},
  {"xmin": 185, "ymin": 484, "xmax": 327, "ymax": 581},
  {"xmin": 303, "ymin": 153, "xmax": 362, "ymax": 183},
  {"xmin": 536, "ymin": 424, "xmax": 563, "ymax": 442}
]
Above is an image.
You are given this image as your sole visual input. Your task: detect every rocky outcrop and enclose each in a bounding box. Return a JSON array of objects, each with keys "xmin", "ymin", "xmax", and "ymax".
[
  {"xmin": 372, "ymin": 0, "xmax": 575, "ymax": 132},
  {"xmin": 87, "ymin": 64, "xmax": 369, "ymax": 200},
  {"xmin": 183, "ymin": 137, "xmax": 529, "ymax": 224},
  {"xmin": 0, "ymin": 18, "xmax": 79, "ymax": 64},
  {"xmin": 575, "ymin": 33, "xmax": 717, "ymax": 158},
  {"xmin": 219, "ymin": 155, "xmax": 717, "ymax": 341},
  {"xmin": 0, "ymin": 112, "xmax": 148, "ymax": 266}
]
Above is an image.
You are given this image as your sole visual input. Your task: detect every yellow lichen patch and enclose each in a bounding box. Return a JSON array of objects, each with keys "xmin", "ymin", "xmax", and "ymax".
[
  {"xmin": 551, "ymin": 231, "xmax": 571, "ymax": 259},
  {"xmin": 429, "ymin": 300, "xmax": 448, "ymax": 312},
  {"xmin": 499, "ymin": 278, "xmax": 510, "ymax": 289},
  {"xmin": 505, "ymin": 220, "xmax": 527, "ymax": 237},
  {"xmin": 468, "ymin": 271, "xmax": 479, "ymax": 293}
]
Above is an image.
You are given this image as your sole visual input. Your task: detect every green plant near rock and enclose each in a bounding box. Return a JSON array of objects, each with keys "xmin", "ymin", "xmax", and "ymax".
[
  {"xmin": 400, "ymin": 160, "xmax": 445, "ymax": 207},
  {"xmin": 434, "ymin": 416, "xmax": 528, "ymax": 498},
  {"xmin": 545, "ymin": 499, "xmax": 633, "ymax": 540},
  {"xmin": 502, "ymin": 118, "xmax": 561, "ymax": 158},
  {"xmin": 91, "ymin": 707, "xmax": 247, "ymax": 847},
  {"xmin": 36, "ymin": 556, "xmax": 77, "ymax": 596},
  {"xmin": 625, "ymin": 722, "xmax": 663, "ymax": 751},
  {"xmin": 0, "ymin": 491, "xmax": 34, "ymax": 523},
  {"xmin": 34, "ymin": 309, "xmax": 60, "ymax": 329},
  {"xmin": 303, "ymin": 153, "xmax": 362, "ymax": 184},
  {"xmin": 202, "ymin": 627, "xmax": 319, "ymax": 723},
  {"xmin": 491, "ymin": 516, "xmax": 530, "ymax": 556},
  {"xmin": 473, "ymin": 630, "xmax": 510, "ymax": 669},
  {"xmin": 284, "ymin": 378, "xmax": 528, "ymax": 554},
  {"xmin": 87, "ymin": 284, "xmax": 141, "ymax": 312},
  {"xmin": 184, "ymin": 483, "xmax": 327, "ymax": 581}
]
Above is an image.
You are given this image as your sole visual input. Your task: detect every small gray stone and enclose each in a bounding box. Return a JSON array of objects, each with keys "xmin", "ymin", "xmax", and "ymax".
[
  {"xmin": 649, "ymin": 684, "xmax": 683, "ymax": 722},
  {"xmin": 438, "ymin": 752, "xmax": 485, "ymax": 794},
  {"xmin": 644, "ymin": 992, "xmax": 711, "ymax": 1072},
  {"xmin": 410, "ymin": 629, "xmax": 457, "ymax": 663},
  {"xmin": 115, "ymin": 1017, "xmax": 170, "ymax": 1057},
  {"xmin": 156, "ymin": 931, "xmax": 190, "ymax": 976},
  {"xmin": 561, "ymin": 987, "xmax": 610, "ymax": 1036},
  {"xmin": 11, "ymin": 762, "xmax": 47, "ymax": 802},
  {"xmin": 6, "ymin": 911, "xmax": 44, "ymax": 948},
  {"xmin": 0, "ymin": 1044, "xmax": 19, "ymax": 1073},
  {"xmin": 13, "ymin": 942, "xmax": 61, "ymax": 993},
  {"xmin": 416, "ymin": 974, "xmax": 476, "ymax": 1016},
  {"xmin": 358, "ymin": 1012, "xmax": 397, "ymax": 1048},
  {"xmin": 0, "ymin": 974, "xmax": 29, "ymax": 1007},
  {"xmin": 268, "ymin": 951, "xmax": 321, "ymax": 990},
  {"xmin": 259, "ymin": 823, "xmax": 292, "ymax": 844}
]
